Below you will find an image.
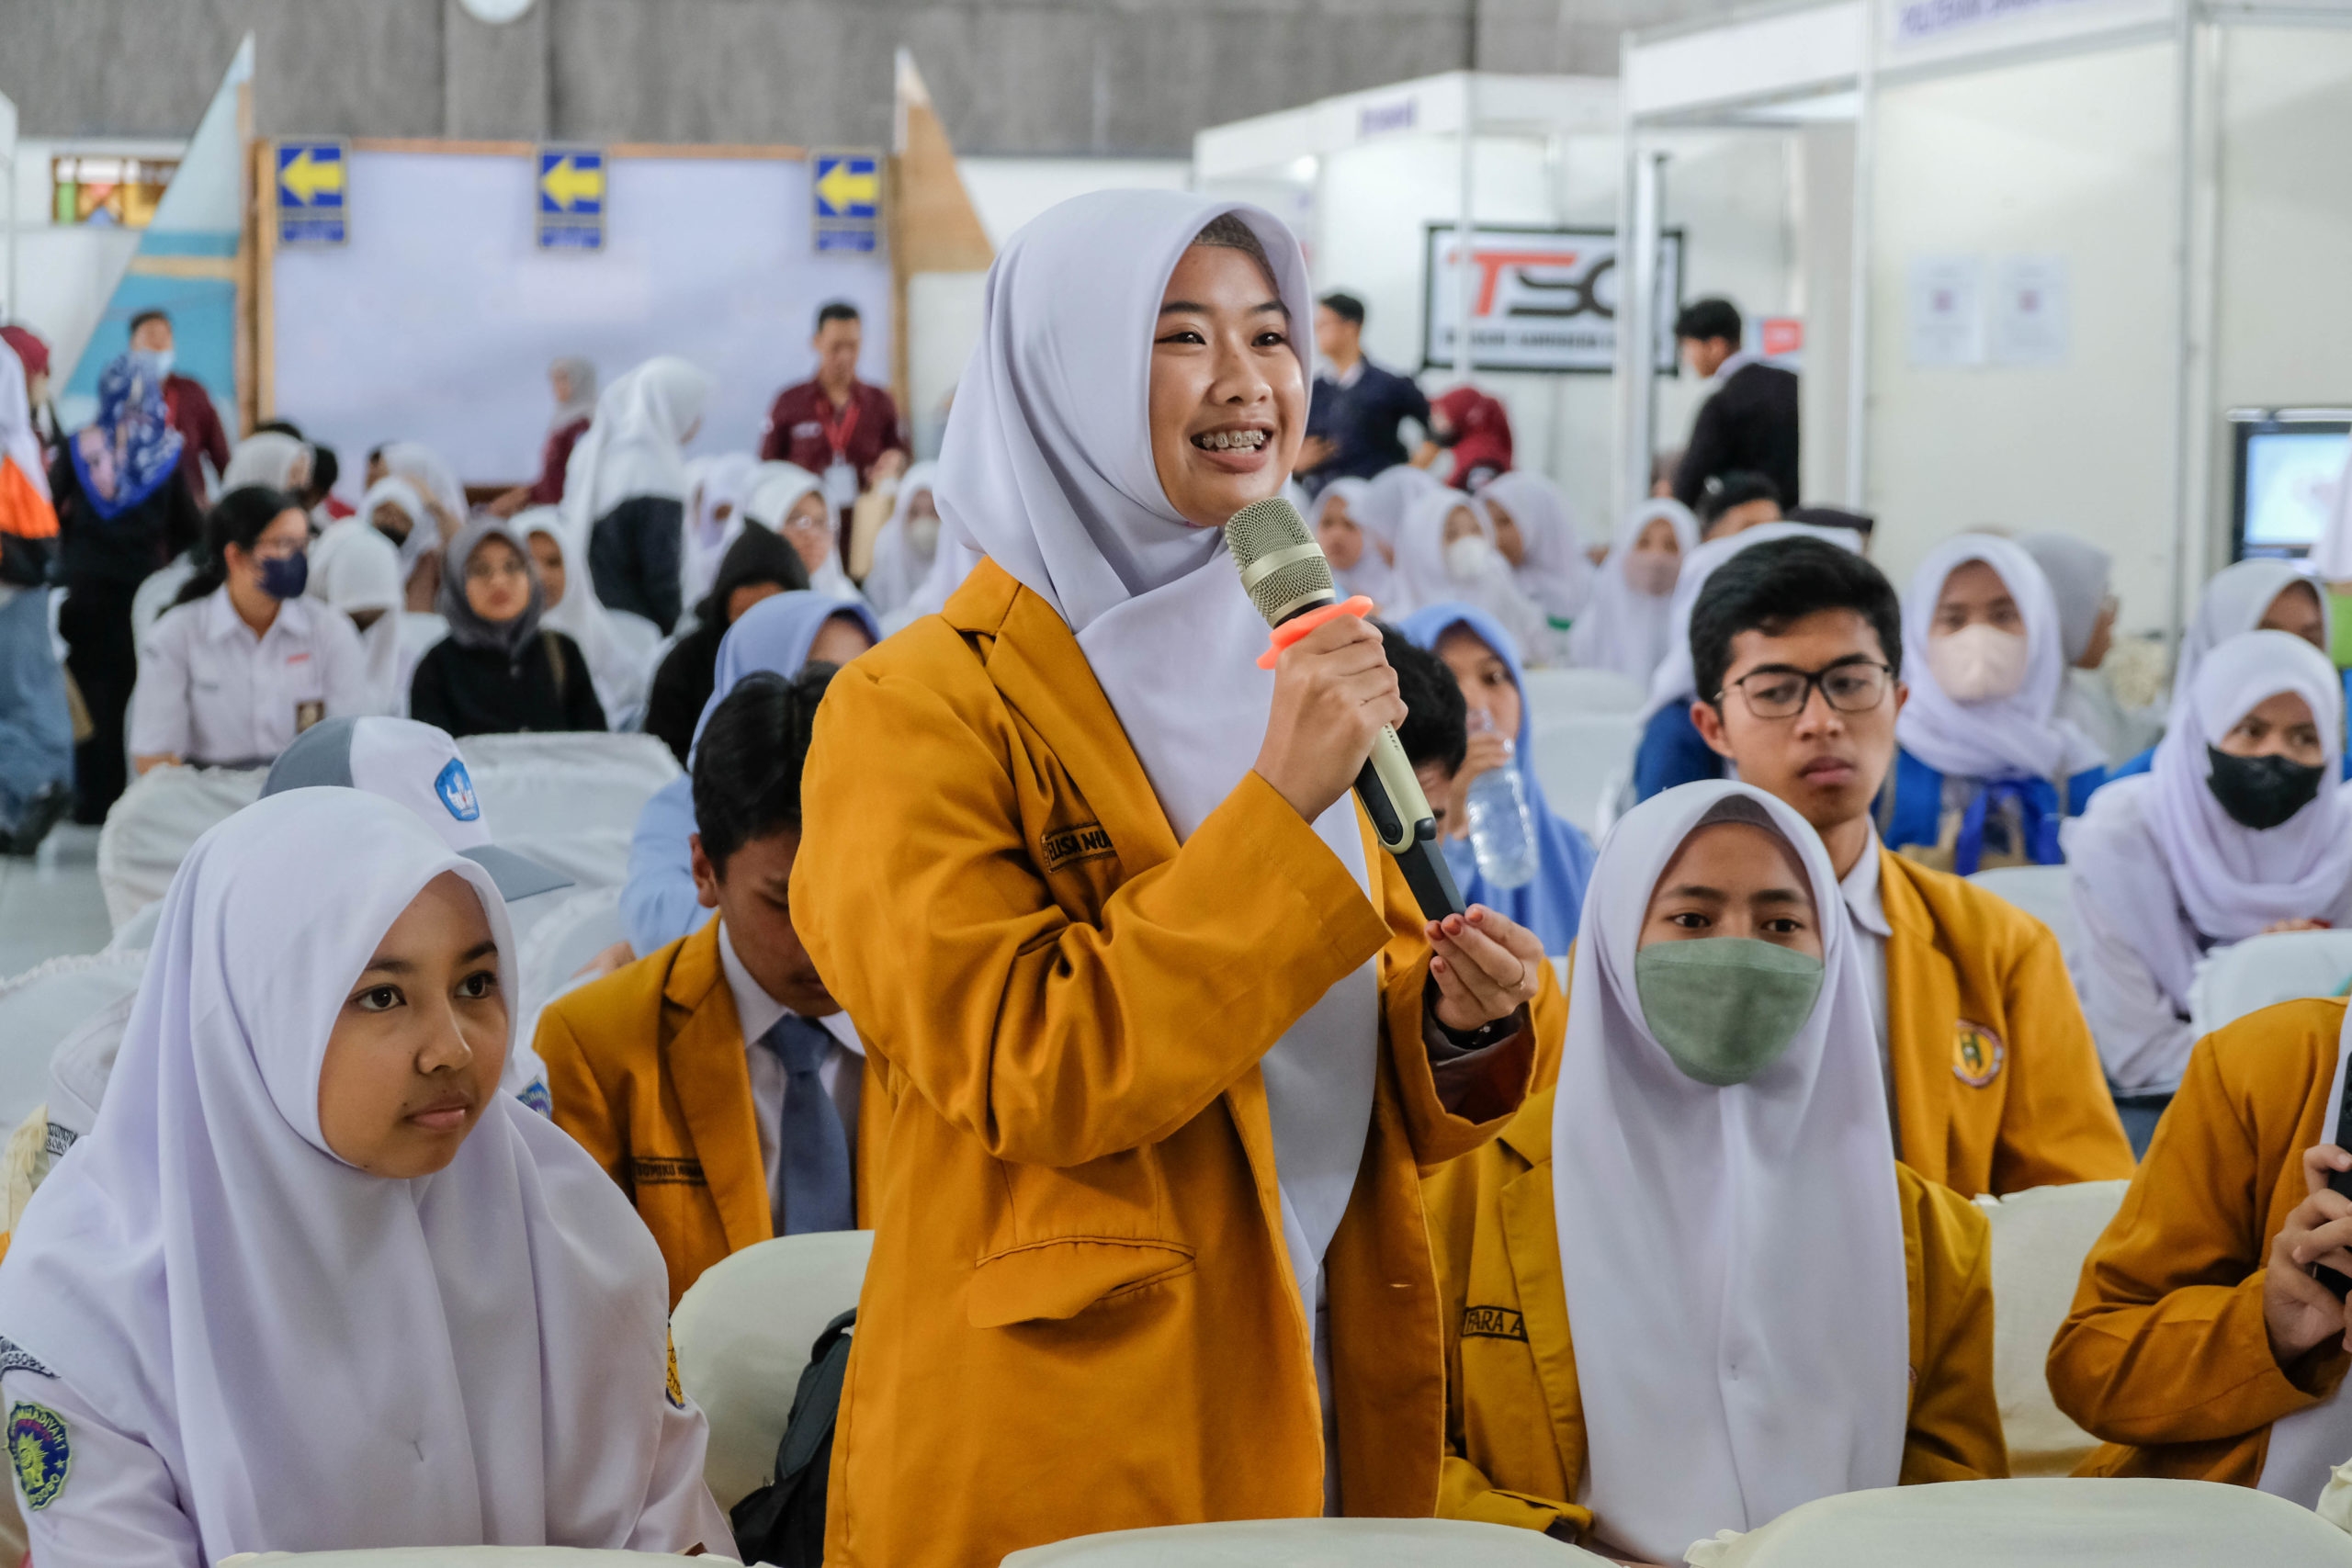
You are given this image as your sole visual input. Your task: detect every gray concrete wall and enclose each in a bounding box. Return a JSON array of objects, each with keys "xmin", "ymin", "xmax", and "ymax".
[{"xmin": 5, "ymin": 0, "xmax": 1746, "ymax": 153}]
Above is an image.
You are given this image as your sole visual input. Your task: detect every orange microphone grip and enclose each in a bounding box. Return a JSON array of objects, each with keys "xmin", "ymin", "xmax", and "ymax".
[{"xmin": 1255, "ymin": 595, "xmax": 1377, "ymax": 670}]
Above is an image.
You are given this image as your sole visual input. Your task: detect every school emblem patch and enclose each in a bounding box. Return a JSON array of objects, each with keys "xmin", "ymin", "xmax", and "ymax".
[
  {"xmin": 665, "ymin": 1331, "xmax": 686, "ymax": 1410},
  {"xmin": 434, "ymin": 757, "xmax": 481, "ymax": 822},
  {"xmin": 8, "ymin": 1402, "xmax": 69, "ymax": 1510},
  {"xmin": 1952, "ymin": 1021, "xmax": 2006, "ymax": 1089}
]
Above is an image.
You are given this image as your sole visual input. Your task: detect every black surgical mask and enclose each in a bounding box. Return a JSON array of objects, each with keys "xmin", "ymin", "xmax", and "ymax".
[{"xmin": 2206, "ymin": 745, "xmax": 2325, "ymax": 830}]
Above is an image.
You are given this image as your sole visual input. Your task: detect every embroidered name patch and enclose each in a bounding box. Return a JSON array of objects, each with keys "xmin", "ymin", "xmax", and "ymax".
[
  {"xmin": 1952, "ymin": 1021, "xmax": 2006, "ymax": 1089},
  {"xmin": 0, "ymin": 1340, "xmax": 53, "ymax": 1382},
  {"xmin": 1461, "ymin": 1306, "xmax": 1529, "ymax": 1343},
  {"xmin": 629, "ymin": 1156, "xmax": 707, "ymax": 1187},
  {"xmin": 1039, "ymin": 820, "xmax": 1116, "ymax": 874},
  {"xmin": 8, "ymin": 1402, "xmax": 69, "ymax": 1510}
]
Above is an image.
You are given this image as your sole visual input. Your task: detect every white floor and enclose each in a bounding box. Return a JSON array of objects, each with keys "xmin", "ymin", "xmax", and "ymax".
[{"xmin": 0, "ymin": 826, "xmax": 115, "ymax": 979}]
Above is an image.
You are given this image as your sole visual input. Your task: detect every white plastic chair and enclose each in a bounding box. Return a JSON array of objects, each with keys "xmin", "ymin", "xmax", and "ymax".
[
  {"xmin": 1973, "ymin": 1179, "xmax": 2128, "ymax": 1477},
  {"xmin": 0, "ymin": 952, "xmax": 150, "ymax": 1133},
  {"xmin": 1528, "ymin": 714, "xmax": 1643, "ymax": 839},
  {"xmin": 95, "ymin": 763, "xmax": 266, "ymax": 928},
  {"xmin": 217, "ymin": 1551, "xmax": 732, "ymax": 1566},
  {"xmin": 1966, "ymin": 865, "xmax": 2082, "ymax": 971},
  {"xmin": 2188, "ymin": 929, "xmax": 2352, "ymax": 1040},
  {"xmin": 513, "ymin": 884, "xmax": 628, "ymax": 1051},
  {"xmin": 1684, "ymin": 1478, "xmax": 2351, "ymax": 1567},
  {"xmin": 1002, "ymin": 1518, "xmax": 1607, "ymax": 1565},
  {"xmin": 672, "ymin": 1230, "xmax": 875, "ymax": 1511},
  {"xmin": 1517, "ymin": 665, "xmax": 1647, "ymax": 720},
  {"xmin": 458, "ymin": 732, "xmax": 682, "ymax": 890}
]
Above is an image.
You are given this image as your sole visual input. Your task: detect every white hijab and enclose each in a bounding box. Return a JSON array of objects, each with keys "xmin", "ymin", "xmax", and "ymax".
[
  {"xmin": 1569, "ymin": 498, "xmax": 1701, "ymax": 684},
  {"xmin": 562, "ymin": 356, "xmax": 715, "ymax": 529},
  {"xmin": 361, "ymin": 475, "xmax": 440, "ymax": 585},
  {"xmin": 937, "ymin": 187, "xmax": 1376, "ymax": 1325},
  {"xmin": 2172, "ymin": 559, "xmax": 2330, "ymax": 728},
  {"xmin": 2016, "ymin": 532, "xmax": 2112, "ymax": 667},
  {"xmin": 1309, "ymin": 478, "xmax": 1390, "ymax": 607},
  {"xmin": 1389, "ymin": 488, "xmax": 1550, "ymax": 660},
  {"xmin": 888, "ymin": 522, "xmax": 984, "ymax": 632},
  {"xmin": 380, "ymin": 442, "xmax": 468, "ymax": 534},
  {"xmin": 2265, "ymin": 1003, "xmax": 2352, "ymax": 1503},
  {"xmin": 515, "ymin": 505, "xmax": 645, "ymax": 720},
  {"xmin": 743, "ymin": 460, "xmax": 861, "ymax": 602},
  {"xmin": 0, "ymin": 789, "xmax": 722, "ymax": 1557},
  {"xmin": 2071, "ymin": 631, "xmax": 2352, "ymax": 1011},
  {"xmin": 1481, "ymin": 470, "xmax": 1592, "ymax": 625},
  {"xmin": 1895, "ymin": 534, "xmax": 2106, "ymax": 783},
  {"xmin": 1553, "ymin": 783, "xmax": 1907, "ymax": 1563},
  {"xmin": 1638, "ymin": 520, "xmax": 1862, "ymax": 723},
  {"xmin": 220, "ymin": 431, "xmax": 311, "ymax": 495},
  {"xmin": 682, "ymin": 451, "xmax": 760, "ymax": 608},
  {"xmin": 0, "ymin": 337, "xmax": 51, "ymax": 504},
  {"xmin": 863, "ymin": 460, "xmax": 942, "ymax": 616},
  {"xmin": 1349, "ymin": 463, "xmax": 1442, "ymax": 559}
]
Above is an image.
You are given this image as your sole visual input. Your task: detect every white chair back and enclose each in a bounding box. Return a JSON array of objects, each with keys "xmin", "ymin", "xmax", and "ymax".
[
  {"xmin": 1518, "ymin": 665, "xmax": 1647, "ymax": 720},
  {"xmin": 0, "ymin": 953, "xmax": 149, "ymax": 1133},
  {"xmin": 513, "ymin": 884, "xmax": 628, "ymax": 1046},
  {"xmin": 1973, "ymin": 1179, "xmax": 2129, "ymax": 1477},
  {"xmin": 458, "ymin": 732, "xmax": 682, "ymax": 890},
  {"xmin": 2189, "ymin": 929, "xmax": 2352, "ymax": 1040},
  {"xmin": 1687, "ymin": 1478, "xmax": 2352, "ymax": 1567},
  {"xmin": 96, "ymin": 764, "xmax": 266, "ymax": 928},
  {"xmin": 1003, "ymin": 1518, "xmax": 1608, "ymax": 1565},
  {"xmin": 216, "ymin": 1551, "xmax": 718, "ymax": 1566},
  {"xmin": 1966, "ymin": 866, "xmax": 2081, "ymax": 970},
  {"xmin": 1528, "ymin": 714, "xmax": 1643, "ymax": 838},
  {"xmin": 672, "ymin": 1229, "xmax": 875, "ymax": 1511}
]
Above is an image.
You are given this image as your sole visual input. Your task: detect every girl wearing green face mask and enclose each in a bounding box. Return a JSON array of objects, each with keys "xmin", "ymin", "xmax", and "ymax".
[{"xmin": 1426, "ymin": 783, "xmax": 2006, "ymax": 1560}]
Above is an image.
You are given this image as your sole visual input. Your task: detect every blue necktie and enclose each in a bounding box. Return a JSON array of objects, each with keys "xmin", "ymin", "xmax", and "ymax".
[{"xmin": 758, "ymin": 1014, "xmax": 856, "ymax": 1235}]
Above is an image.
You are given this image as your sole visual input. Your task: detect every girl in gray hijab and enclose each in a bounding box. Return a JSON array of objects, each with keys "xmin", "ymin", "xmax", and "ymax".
[{"xmin": 409, "ymin": 517, "xmax": 606, "ymax": 737}]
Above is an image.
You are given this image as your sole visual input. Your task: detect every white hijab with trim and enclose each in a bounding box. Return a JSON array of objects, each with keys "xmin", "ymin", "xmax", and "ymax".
[
  {"xmin": 936, "ymin": 187, "xmax": 1377, "ymax": 1325},
  {"xmin": 0, "ymin": 789, "xmax": 723, "ymax": 1558},
  {"xmin": 1481, "ymin": 469, "xmax": 1592, "ymax": 625},
  {"xmin": 1389, "ymin": 487, "xmax": 1550, "ymax": 660},
  {"xmin": 1553, "ymin": 782, "xmax": 1906, "ymax": 1562},
  {"xmin": 1894, "ymin": 534, "xmax": 2106, "ymax": 783},
  {"xmin": 1569, "ymin": 497, "xmax": 1700, "ymax": 684},
  {"xmin": 561, "ymin": 356, "xmax": 714, "ymax": 529}
]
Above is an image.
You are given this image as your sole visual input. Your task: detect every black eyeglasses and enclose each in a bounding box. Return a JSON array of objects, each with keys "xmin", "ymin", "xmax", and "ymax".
[{"xmin": 1719, "ymin": 660, "xmax": 1894, "ymax": 719}]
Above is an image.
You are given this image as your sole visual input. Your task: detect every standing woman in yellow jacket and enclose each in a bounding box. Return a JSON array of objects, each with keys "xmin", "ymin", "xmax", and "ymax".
[
  {"xmin": 790, "ymin": 190, "xmax": 1551, "ymax": 1567},
  {"xmin": 1426, "ymin": 781, "xmax": 2005, "ymax": 1562}
]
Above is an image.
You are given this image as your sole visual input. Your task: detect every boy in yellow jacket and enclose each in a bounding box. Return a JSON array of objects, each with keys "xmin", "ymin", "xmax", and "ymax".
[
  {"xmin": 537, "ymin": 665, "xmax": 878, "ymax": 1307},
  {"xmin": 1684, "ymin": 535, "xmax": 2132, "ymax": 1196}
]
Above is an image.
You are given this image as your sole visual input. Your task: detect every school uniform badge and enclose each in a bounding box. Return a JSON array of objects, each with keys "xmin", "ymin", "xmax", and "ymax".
[
  {"xmin": 8, "ymin": 1402, "xmax": 69, "ymax": 1509},
  {"xmin": 1952, "ymin": 1021, "xmax": 2006, "ymax": 1089}
]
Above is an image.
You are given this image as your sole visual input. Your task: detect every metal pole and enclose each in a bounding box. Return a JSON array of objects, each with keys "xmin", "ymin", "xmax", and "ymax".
[
  {"xmin": 2164, "ymin": 0, "xmax": 2202, "ymax": 654},
  {"xmin": 1844, "ymin": 3, "xmax": 1880, "ymax": 510},
  {"xmin": 1617, "ymin": 147, "xmax": 1665, "ymax": 521},
  {"xmin": 1455, "ymin": 73, "xmax": 1477, "ymax": 384}
]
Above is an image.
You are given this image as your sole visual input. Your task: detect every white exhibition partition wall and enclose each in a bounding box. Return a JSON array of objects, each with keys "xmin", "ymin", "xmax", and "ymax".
[{"xmin": 269, "ymin": 149, "xmax": 894, "ymax": 491}]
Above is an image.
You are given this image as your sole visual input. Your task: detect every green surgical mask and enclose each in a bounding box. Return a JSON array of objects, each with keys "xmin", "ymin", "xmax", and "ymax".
[{"xmin": 1634, "ymin": 938, "xmax": 1826, "ymax": 1087}]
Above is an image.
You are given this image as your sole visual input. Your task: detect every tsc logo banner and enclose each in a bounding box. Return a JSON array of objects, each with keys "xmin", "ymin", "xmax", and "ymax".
[
  {"xmin": 1039, "ymin": 820, "xmax": 1115, "ymax": 874},
  {"xmin": 1460, "ymin": 1305, "xmax": 1529, "ymax": 1343}
]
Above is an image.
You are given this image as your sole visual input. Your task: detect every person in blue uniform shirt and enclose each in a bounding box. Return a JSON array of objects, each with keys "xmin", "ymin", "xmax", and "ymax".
[{"xmin": 1297, "ymin": 292, "xmax": 1430, "ymax": 491}]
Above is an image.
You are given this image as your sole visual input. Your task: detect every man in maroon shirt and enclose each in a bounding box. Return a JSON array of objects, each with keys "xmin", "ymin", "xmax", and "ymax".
[
  {"xmin": 130, "ymin": 309, "xmax": 231, "ymax": 508},
  {"xmin": 758, "ymin": 302, "xmax": 907, "ymax": 558}
]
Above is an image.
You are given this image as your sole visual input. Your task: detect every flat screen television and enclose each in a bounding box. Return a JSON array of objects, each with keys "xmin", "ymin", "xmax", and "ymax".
[{"xmin": 2232, "ymin": 409, "xmax": 2352, "ymax": 562}]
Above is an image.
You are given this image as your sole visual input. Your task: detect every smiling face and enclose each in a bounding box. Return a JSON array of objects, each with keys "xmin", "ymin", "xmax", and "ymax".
[
  {"xmin": 1148, "ymin": 242, "xmax": 1306, "ymax": 530},
  {"xmin": 463, "ymin": 536, "xmax": 532, "ymax": 624},
  {"xmin": 2219, "ymin": 690, "xmax": 2325, "ymax": 768},
  {"xmin": 317, "ymin": 871, "xmax": 507, "ymax": 1178},
  {"xmin": 1638, "ymin": 820, "xmax": 1823, "ymax": 959}
]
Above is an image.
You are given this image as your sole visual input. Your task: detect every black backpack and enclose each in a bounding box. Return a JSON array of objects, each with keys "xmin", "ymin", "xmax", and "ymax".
[{"xmin": 729, "ymin": 1307, "xmax": 856, "ymax": 1567}]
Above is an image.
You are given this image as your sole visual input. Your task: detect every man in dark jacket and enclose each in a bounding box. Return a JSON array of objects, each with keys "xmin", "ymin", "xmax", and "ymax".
[
  {"xmin": 1670, "ymin": 298, "xmax": 1799, "ymax": 513},
  {"xmin": 1299, "ymin": 292, "xmax": 1430, "ymax": 490}
]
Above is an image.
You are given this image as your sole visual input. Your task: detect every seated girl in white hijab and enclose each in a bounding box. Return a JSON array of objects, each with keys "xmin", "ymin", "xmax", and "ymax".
[
  {"xmin": 860, "ymin": 459, "xmax": 941, "ymax": 618},
  {"xmin": 1566, "ymin": 497, "xmax": 1698, "ymax": 685},
  {"xmin": 1477, "ymin": 470, "xmax": 1591, "ymax": 643},
  {"xmin": 2068, "ymin": 630, "xmax": 2352, "ymax": 1100},
  {"xmin": 1428, "ymin": 781, "xmax": 2005, "ymax": 1560},
  {"xmin": 1389, "ymin": 489, "xmax": 1549, "ymax": 664},
  {"xmin": 1308, "ymin": 477, "xmax": 1391, "ymax": 608},
  {"xmin": 2018, "ymin": 531, "xmax": 2160, "ymax": 768},
  {"xmin": 680, "ymin": 451, "xmax": 760, "ymax": 609},
  {"xmin": 744, "ymin": 461, "xmax": 864, "ymax": 603},
  {"xmin": 1883, "ymin": 535, "xmax": 2108, "ymax": 874},
  {"xmin": 515, "ymin": 506, "xmax": 651, "ymax": 727},
  {"xmin": 0, "ymin": 788, "xmax": 731, "ymax": 1562}
]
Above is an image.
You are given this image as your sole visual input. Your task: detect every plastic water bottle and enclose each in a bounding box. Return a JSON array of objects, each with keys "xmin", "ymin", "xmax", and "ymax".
[{"xmin": 1463, "ymin": 712, "xmax": 1539, "ymax": 889}]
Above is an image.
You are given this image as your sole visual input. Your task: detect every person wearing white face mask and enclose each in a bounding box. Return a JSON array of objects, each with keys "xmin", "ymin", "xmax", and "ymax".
[
  {"xmin": 1566, "ymin": 498, "xmax": 1699, "ymax": 684},
  {"xmin": 859, "ymin": 459, "xmax": 942, "ymax": 617},
  {"xmin": 1883, "ymin": 536, "xmax": 2108, "ymax": 874},
  {"xmin": 1391, "ymin": 489, "xmax": 1549, "ymax": 664}
]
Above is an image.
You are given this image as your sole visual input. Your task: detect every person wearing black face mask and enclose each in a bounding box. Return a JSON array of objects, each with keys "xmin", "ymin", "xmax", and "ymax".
[
  {"xmin": 2069, "ymin": 630, "xmax": 2352, "ymax": 1137},
  {"xmin": 127, "ymin": 484, "xmax": 371, "ymax": 773}
]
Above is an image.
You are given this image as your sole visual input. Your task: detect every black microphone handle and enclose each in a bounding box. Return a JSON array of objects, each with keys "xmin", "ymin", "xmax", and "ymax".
[
  {"xmin": 2316, "ymin": 1065, "xmax": 2352, "ymax": 1299},
  {"xmin": 1354, "ymin": 726, "xmax": 1465, "ymax": 922}
]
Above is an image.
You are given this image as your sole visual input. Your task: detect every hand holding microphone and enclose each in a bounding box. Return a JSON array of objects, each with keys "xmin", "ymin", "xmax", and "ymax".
[{"xmin": 1253, "ymin": 615, "xmax": 1407, "ymax": 825}]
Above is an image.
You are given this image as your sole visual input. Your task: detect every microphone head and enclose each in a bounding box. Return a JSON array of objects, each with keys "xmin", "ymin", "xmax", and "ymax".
[{"xmin": 1227, "ymin": 496, "xmax": 1337, "ymax": 627}]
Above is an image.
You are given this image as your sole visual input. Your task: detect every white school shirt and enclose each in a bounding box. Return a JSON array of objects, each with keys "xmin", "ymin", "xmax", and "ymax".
[
  {"xmin": 717, "ymin": 919, "xmax": 862, "ymax": 1232},
  {"xmin": 1839, "ymin": 826, "xmax": 1895, "ymax": 1089},
  {"xmin": 129, "ymin": 589, "xmax": 369, "ymax": 766}
]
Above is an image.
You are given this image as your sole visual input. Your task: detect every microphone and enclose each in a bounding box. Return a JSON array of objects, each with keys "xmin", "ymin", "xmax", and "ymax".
[
  {"xmin": 1227, "ymin": 497, "xmax": 1466, "ymax": 922},
  {"xmin": 2316, "ymin": 1073, "xmax": 2352, "ymax": 1299}
]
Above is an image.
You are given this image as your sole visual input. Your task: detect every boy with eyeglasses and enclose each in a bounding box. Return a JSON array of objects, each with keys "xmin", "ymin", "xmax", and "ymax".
[{"xmin": 1685, "ymin": 536, "xmax": 2131, "ymax": 1197}]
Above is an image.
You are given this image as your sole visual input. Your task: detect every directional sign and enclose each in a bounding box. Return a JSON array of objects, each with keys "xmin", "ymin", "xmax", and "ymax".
[
  {"xmin": 275, "ymin": 141, "xmax": 348, "ymax": 245},
  {"xmin": 810, "ymin": 149, "xmax": 882, "ymax": 254},
  {"xmin": 537, "ymin": 147, "xmax": 605, "ymax": 252}
]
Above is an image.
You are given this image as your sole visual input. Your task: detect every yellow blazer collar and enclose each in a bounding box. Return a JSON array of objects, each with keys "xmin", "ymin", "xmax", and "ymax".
[{"xmin": 660, "ymin": 919, "xmax": 775, "ymax": 1253}]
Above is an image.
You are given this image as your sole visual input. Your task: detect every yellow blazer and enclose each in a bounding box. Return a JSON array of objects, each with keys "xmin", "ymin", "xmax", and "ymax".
[
  {"xmin": 2050, "ymin": 998, "xmax": 2352, "ymax": 1484},
  {"xmin": 1424, "ymin": 1084, "xmax": 2008, "ymax": 1542},
  {"xmin": 1878, "ymin": 848, "xmax": 2133, "ymax": 1197},
  {"xmin": 790, "ymin": 560, "xmax": 1555, "ymax": 1568},
  {"xmin": 534, "ymin": 918, "xmax": 884, "ymax": 1308}
]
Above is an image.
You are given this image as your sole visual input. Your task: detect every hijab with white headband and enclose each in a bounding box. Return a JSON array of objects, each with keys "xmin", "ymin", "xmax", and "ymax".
[
  {"xmin": 1308, "ymin": 477, "xmax": 1391, "ymax": 606},
  {"xmin": 1569, "ymin": 497, "xmax": 1701, "ymax": 684},
  {"xmin": 219, "ymin": 430, "xmax": 311, "ymax": 496},
  {"xmin": 2171, "ymin": 559, "xmax": 2332, "ymax": 728},
  {"xmin": 515, "ymin": 505, "xmax": 646, "ymax": 722},
  {"xmin": 1552, "ymin": 782, "xmax": 1906, "ymax": 1562},
  {"xmin": 0, "ymin": 789, "xmax": 729, "ymax": 1557},
  {"xmin": 1638, "ymin": 519, "xmax": 1862, "ymax": 724},
  {"xmin": 935, "ymin": 186, "xmax": 1375, "ymax": 1325},
  {"xmin": 379, "ymin": 442, "xmax": 468, "ymax": 536},
  {"xmin": 1390, "ymin": 488, "xmax": 1549, "ymax": 660},
  {"xmin": 682, "ymin": 451, "xmax": 760, "ymax": 607},
  {"xmin": 1895, "ymin": 534, "xmax": 2105, "ymax": 783},
  {"xmin": 862, "ymin": 459, "xmax": 943, "ymax": 616},
  {"xmin": 561, "ymin": 355, "xmax": 714, "ymax": 530},
  {"xmin": 744, "ymin": 460, "xmax": 860, "ymax": 601},
  {"xmin": 1479, "ymin": 470, "xmax": 1592, "ymax": 627},
  {"xmin": 2264, "ymin": 1000, "xmax": 2352, "ymax": 1505},
  {"xmin": 2071, "ymin": 631, "xmax": 2352, "ymax": 1014}
]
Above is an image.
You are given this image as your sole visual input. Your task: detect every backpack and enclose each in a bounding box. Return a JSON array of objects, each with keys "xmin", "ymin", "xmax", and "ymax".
[{"xmin": 729, "ymin": 1307, "xmax": 855, "ymax": 1567}]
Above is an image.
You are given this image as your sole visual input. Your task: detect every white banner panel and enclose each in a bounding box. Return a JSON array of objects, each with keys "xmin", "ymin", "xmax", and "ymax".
[
  {"xmin": 271, "ymin": 148, "xmax": 894, "ymax": 492},
  {"xmin": 1421, "ymin": 223, "xmax": 1684, "ymax": 374}
]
